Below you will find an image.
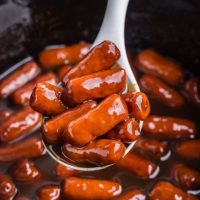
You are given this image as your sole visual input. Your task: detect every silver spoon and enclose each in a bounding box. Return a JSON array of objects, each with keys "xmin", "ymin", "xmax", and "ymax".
[{"xmin": 42, "ymin": 0, "xmax": 142, "ymax": 171}]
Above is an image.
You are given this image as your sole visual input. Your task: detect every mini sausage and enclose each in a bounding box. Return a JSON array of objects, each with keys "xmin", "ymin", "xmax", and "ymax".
[
  {"xmin": 10, "ymin": 159, "xmax": 41, "ymax": 183},
  {"xmin": 62, "ymin": 177, "xmax": 122, "ymax": 200},
  {"xmin": 63, "ymin": 94, "xmax": 128, "ymax": 146},
  {"xmin": 175, "ymin": 139, "xmax": 200, "ymax": 160},
  {"xmin": 143, "ymin": 116, "xmax": 197, "ymax": 139},
  {"xmin": 56, "ymin": 65, "xmax": 73, "ymax": 80},
  {"xmin": 0, "ymin": 109, "xmax": 13, "ymax": 123},
  {"xmin": 11, "ymin": 72, "xmax": 58, "ymax": 106},
  {"xmin": 171, "ymin": 164, "xmax": 200, "ymax": 190},
  {"xmin": 39, "ymin": 42, "xmax": 89, "ymax": 68},
  {"xmin": 136, "ymin": 49, "xmax": 184, "ymax": 85},
  {"xmin": 149, "ymin": 181, "xmax": 198, "ymax": 200},
  {"xmin": 62, "ymin": 40, "xmax": 120, "ymax": 84},
  {"xmin": 0, "ymin": 106, "xmax": 42, "ymax": 143},
  {"xmin": 117, "ymin": 189, "xmax": 146, "ymax": 200},
  {"xmin": 0, "ymin": 137, "xmax": 46, "ymax": 162},
  {"xmin": 62, "ymin": 68, "xmax": 126, "ymax": 105},
  {"xmin": 0, "ymin": 61, "xmax": 41, "ymax": 99},
  {"xmin": 122, "ymin": 92, "xmax": 150, "ymax": 120},
  {"xmin": 107, "ymin": 118, "xmax": 140, "ymax": 142},
  {"xmin": 36, "ymin": 185, "xmax": 60, "ymax": 200},
  {"xmin": 116, "ymin": 152, "xmax": 158, "ymax": 178},
  {"xmin": 0, "ymin": 174, "xmax": 17, "ymax": 200},
  {"xmin": 30, "ymin": 82, "xmax": 67, "ymax": 116},
  {"xmin": 134, "ymin": 138, "xmax": 169, "ymax": 160},
  {"xmin": 42, "ymin": 101, "xmax": 97, "ymax": 144},
  {"xmin": 139, "ymin": 74, "xmax": 185, "ymax": 108},
  {"xmin": 62, "ymin": 139, "xmax": 126, "ymax": 165}
]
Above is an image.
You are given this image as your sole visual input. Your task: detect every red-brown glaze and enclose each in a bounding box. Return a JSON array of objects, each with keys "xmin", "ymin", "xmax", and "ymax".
[
  {"xmin": 62, "ymin": 139, "xmax": 126, "ymax": 165},
  {"xmin": 117, "ymin": 189, "xmax": 146, "ymax": 200},
  {"xmin": 149, "ymin": 181, "xmax": 198, "ymax": 200},
  {"xmin": 63, "ymin": 94, "xmax": 128, "ymax": 146},
  {"xmin": 107, "ymin": 118, "xmax": 140, "ymax": 142},
  {"xmin": 42, "ymin": 101, "xmax": 97, "ymax": 144},
  {"xmin": 0, "ymin": 106, "xmax": 42, "ymax": 143},
  {"xmin": 56, "ymin": 65, "xmax": 73, "ymax": 80},
  {"xmin": 0, "ymin": 109, "xmax": 13, "ymax": 123},
  {"xmin": 139, "ymin": 74, "xmax": 185, "ymax": 108},
  {"xmin": 136, "ymin": 49, "xmax": 184, "ymax": 85},
  {"xmin": 143, "ymin": 116, "xmax": 197, "ymax": 139},
  {"xmin": 117, "ymin": 152, "xmax": 158, "ymax": 178},
  {"xmin": 62, "ymin": 40, "xmax": 120, "ymax": 84},
  {"xmin": 122, "ymin": 92, "xmax": 150, "ymax": 120},
  {"xmin": 39, "ymin": 42, "xmax": 89, "ymax": 68},
  {"xmin": 171, "ymin": 164, "xmax": 200, "ymax": 190},
  {"xmin": 11, "ymin": 72, "xmax": 58, "ymax": 106},
  {"xmin": 0, "ymin": 61, "xmax": 41, "ymax": 99},
  {"xmin": 175, "ymin": 140, "xmax": 200, "ymax": 160},
  {"xmin": 62, "ymin": 177, "xmax": 122, "ymax": 200},
  {"xmin": 0, "ymin": 137, "xmax": 46, "ymax": 162},
  {"xmin": 62, "ymin": 68, "xmax": 126, "ymax": 105},
  {"xmin": 30, "ymin": 82, "xmax": 67, "ymax": 116}
]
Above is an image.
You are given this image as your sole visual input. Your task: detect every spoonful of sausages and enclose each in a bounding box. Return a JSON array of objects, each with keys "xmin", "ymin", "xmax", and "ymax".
[{"xmin": 30, "ymin": 0, "xmax": 150, "ymax": 171}]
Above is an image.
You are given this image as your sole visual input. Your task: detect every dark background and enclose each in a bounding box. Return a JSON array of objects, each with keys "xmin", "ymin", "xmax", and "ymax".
[{"xmin": 0, "ymin": 0, "xmax": 200, "ymax": 74}]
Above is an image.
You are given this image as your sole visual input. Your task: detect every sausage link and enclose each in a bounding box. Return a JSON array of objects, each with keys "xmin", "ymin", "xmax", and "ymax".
[
  {"xmin": 149, "ymin": 181, "xmax": 198, "ymax": 200},
  {"xmin": 62, "ymin": 68, "xmax": 126, "ymax": 105},
  {"xmin": 117, "ymin": 189, "xmax": 146, "ymax": 200},
  {"xmin": 62, "ymin": 40, "xmax": 120, "ymax": 84},
  {"xmin": 139, "ymin": 75, "xmax": 185, "ymax": 108},
  {"xmin": 116, "ymin": 152, "xmax": 158, "ymax": 178},
  {"xmin": 143, "ymin": 116, "xmax": 197, "ymax": 139},
  {"xmin": 63, "ymin": 94, "xmax": 128, "ymax": 146},
  {"xmin": 10, "ymin": 159, "xmax": 41, "ymax": 183},
  {"xmin": 39, "ymin": 42, "xmax": 89, "ymax": 68},
  {"xmin": 62, "ymin": 177, "xmax": 122, "ymax": 200},
  {"xmin": 136, "ymin": 49, "xmax": 184, "ymax": 85},
  {"xmin": 0, "ymin": 137, "xmax": 46, "ymax": 162},
  {"xmin": 11, "ymin": 72, "xmax": 58, "ymax": 106},
  {"xmin": 0, "ymin": 174, "xmax": 17, "ymax": 200},
  {"xmin": 42, "ymin": 101, "xmax": 97, "ymax": 144},
  {"xmin": 122, "ymin": 92, "xmax": 150, "ymax": 120},
  {"xmin": 30, "ymin": 82, "xmax": 67, "ymax": 116},
  {"xmin": 0, "ymin": 109, "xmax": 13, "ymax": 123},
  {"xmin": 36, "ymin": 185, "xmax": 60, "ymax": 200},
  {"xmin": 107, "ymin": 118, "xmax": 140, "ymax": 142},
  {"xmin": 62, "ymin": 139, "xmax": 126, "ymax": 165},
  {"xmin": 175, "ymin": 139, "xmax": 200, "ymax": 160},
  {"xmin": 0, "ymin": 106, "xmax": 42, "ymax": 143},
  {"xmin": 134, "ymin": 138, "xmax": 169, "ymax": 160},
  {"xmin": 171, "ymin": 164, "xmax": 200, "ymax": 190},
  {"xmin": 0, "ymin": 61, "xmax": 41, "ymax": 99},
  {"xmin": 56, "ymin": 65, "xmax": 73, "ymax": 80},
  {"xmin": 54, "ymin": 163, "xmax": 80, "ymax": 179}
]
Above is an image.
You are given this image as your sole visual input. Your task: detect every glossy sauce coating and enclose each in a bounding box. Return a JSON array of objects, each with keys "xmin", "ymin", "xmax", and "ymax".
[
  {"xmin": 117, "ymin": 152, "xmax": 158, "ymax": 179},
  {"xmin": 62, "ymin": 68, "xmax": 126, "ymax": 105},
  {"xmin": 0, "ymin": 61, "xmax": 41, "ymax": 99},
  {"xmin": 63, "ymin": 94, "xmax": 128, "ymax": 146},
  {"xmin": 62, "ymin": 40, "xmax": 120, "ymax": 84},
  {"xmin": 117, "ymin": 189, "xmax": 146, "ymax": 200},
  {"xmin": 42, "ymin": 101, "xmax": 97, "ymax": 144},
  {"xmin": 122, "ymin": 92, "xmax": 150, "ymax": 120},
  {"xmin": 143, "ymin": 116, "xmax": 197, "ymax": 139},
  {"xmin": 11, "ymin": 72, "xmax": 58, "ymax": 106},
  {"xmin": 39, "ymin": 42, "xmax": 89, "ymax": 68},
  {"xmin": 10, "ymin": 159, "xmax": 41, "ymax": 183},
  {"xmin": 149, "ymin": 181, "xmax": 198, "ymax": 200},
  {"xmin": 107, "ymin": 118, "xmax": 140, "ymax": 142},
  {"xmin": 62, "ymin": 139, "xmax": 126, "ymax": 165},
  {"xmin": 30, "ymin": 82, "xmax": 67, "ymax": 116},
  {"xmin": 36, "ymin": 185, "xmax": 60, "ymax": 200},
  {"xmin": 136, "ymin": 49, "xmax": 184, "ymax": 85},
  {"xmin": 0, "ymin": 137, "xmax": 46, "ymax": 162},
  {"xmin": 175, "ymin": 139, "xmax": 200, "ymax": 159},
  {"xmin": 56, "ymin": 65, "xmax": 73, "ymax": 79},
  {"xmin": 171, "ymin": 164, "xmax": 200, "ymax": 190},
  {"xmin": 0, "ymin": 106, "xmax": 42, "ymax": 143},
  {"xmin": 62, "ymin": 177, "xmax": 122, "ymax": 200},
  {"xmin": 0, "ymin": 109, "xmax": 13, "ymax": 123},
  {"xmin": 0, "ymin": 174, "xmax": 17, "ymax": 200},
  {"xmin": 139, "ymin": 74, "xmax": 185, "ymax": 108}
]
